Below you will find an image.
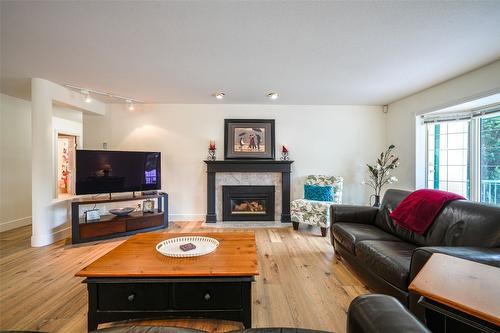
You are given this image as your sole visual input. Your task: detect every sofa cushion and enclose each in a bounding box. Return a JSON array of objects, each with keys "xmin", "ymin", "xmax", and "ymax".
[
  {"xmin": 332, "ymin": 223, "xmax": 402, "ymax": 254},
  {"xmin": 291, "ymin": 199, "xmax": 332, "ymax": 227},
  {"xmin": 355, "ymin": 240, "xmax": 416, "ymax": 290}
]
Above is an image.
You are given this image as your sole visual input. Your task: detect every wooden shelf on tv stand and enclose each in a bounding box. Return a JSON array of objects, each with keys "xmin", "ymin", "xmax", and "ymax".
[{"xmin": 71, "ymin": 192, "xmax": 169, "ymax": 244}]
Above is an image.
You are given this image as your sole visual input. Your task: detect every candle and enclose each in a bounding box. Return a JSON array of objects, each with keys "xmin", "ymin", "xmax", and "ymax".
[
  {"xmin": 282, "ymin": 145, "xmax": 288, "ymax": 153},
  {"xmin": 209, "ymin": 139, "xmax": 216, "ymax": 150}
]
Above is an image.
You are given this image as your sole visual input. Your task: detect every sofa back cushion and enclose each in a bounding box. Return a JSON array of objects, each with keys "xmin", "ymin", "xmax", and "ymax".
[{"xmin": 375, "ymin": 189, "xmax": 500, "ymax": 247}]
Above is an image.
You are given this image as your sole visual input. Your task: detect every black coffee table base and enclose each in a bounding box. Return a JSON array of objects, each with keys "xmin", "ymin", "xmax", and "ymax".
[
  {"xmin": 84, "ymin": 277, "xmax": 254, "ymax": 332},
  {"xmin": 418, "ymin": 297, "xmax": 499, "ymax": 333}
]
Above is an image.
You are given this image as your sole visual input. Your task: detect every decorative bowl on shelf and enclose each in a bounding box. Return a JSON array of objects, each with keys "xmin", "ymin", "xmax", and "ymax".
[{"xmin": 109, "ymin": 207, "xmax": 135, "ymax": 217}]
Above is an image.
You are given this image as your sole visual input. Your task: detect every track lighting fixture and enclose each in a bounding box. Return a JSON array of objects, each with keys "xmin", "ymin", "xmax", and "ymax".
[
  {"xmin": 66, "ymin": 84, "xmax": 143, "ymax": 108},
  {"xmin": 267, "ymin": 92, "xmax": 279, "ymax": 100}
]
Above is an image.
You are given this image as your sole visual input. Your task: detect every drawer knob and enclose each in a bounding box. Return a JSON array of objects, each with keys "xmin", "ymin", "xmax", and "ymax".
[
  {"xmin": 204, "ymin": 293, "xmax": 211, "ymax": 301},
  {"xmin": 128, "ymin": 294, "xmax": 135, "ymax": 302}
]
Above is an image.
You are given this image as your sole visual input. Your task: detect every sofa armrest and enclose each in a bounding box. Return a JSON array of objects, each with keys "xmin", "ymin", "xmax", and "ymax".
[
  {"xmin": 408, "ymin": 246, "xmax": 500, "ymax": 320},
  {"xmin": 331, "ymin": 204, "xmax": 379, "ymax": 225}
]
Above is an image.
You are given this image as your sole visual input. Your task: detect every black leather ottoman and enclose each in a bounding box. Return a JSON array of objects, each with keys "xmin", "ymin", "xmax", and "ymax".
[{"xmin": 348, "ymin": 295, "xmax": 430, "ymax": 333}]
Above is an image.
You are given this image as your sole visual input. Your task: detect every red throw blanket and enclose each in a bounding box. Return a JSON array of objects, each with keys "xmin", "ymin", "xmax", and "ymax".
[{"xmin": 390, "ymin": 189, "xmax": 465, "ymax": 235}]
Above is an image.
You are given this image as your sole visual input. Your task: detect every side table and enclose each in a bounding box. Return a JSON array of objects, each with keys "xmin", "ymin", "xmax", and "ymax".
[{"xmin": 409, "ymin": 253, "xmax": 500, "ymax": 333}]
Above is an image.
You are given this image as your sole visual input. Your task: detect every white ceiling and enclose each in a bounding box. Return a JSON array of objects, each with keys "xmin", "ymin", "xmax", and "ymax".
[{"xmin": 1, "ymin": 1, "xmax": 500, "ymax": 105}]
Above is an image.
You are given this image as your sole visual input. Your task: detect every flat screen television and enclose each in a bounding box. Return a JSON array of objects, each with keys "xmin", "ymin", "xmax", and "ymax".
[{"xmin": 75, "ymin": 150, "xmax": 161, "ymax": 195}]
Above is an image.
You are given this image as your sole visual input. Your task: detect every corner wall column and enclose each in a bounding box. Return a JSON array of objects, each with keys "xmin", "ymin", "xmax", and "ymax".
[{"xmin": 31, "ymin": 78, "xmax": 54, "ymax": 247}]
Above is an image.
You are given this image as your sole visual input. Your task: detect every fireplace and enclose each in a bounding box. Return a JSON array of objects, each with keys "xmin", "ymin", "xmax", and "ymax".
[
  {"xmin": 205, "ymin": 160, "xmax": 293, "ymax": 223},
  {"xmin": 222, "ymin": 185, "xmax": 275, "ymax": 221}
]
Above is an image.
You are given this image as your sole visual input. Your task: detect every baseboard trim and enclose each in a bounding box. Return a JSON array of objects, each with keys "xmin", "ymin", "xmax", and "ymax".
[
  {"xmin": 0, "ymin": 216, "xmax": 32, "ymax": 233},
  {"xmin": 31, "ymin": 226, "xmax": 71, "ymax": 247},
  {"xmin": 168, "ymin": 214, "xmax": 205, "ymax": 221}
]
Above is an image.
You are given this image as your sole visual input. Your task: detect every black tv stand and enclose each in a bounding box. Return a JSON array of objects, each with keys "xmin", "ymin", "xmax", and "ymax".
[{"xmin": 71, "ymin": 193, "xmax": 168, "ymax": 244}]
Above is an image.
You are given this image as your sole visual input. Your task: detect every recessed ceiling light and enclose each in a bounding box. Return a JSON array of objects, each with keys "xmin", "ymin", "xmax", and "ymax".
[
  {"xmin": 267, "ymin": 92, "xmax": 279, "ymax": 100},
  {"xmin": 213, "ymin": 92, "xmax": 225, "ymax": 100}
]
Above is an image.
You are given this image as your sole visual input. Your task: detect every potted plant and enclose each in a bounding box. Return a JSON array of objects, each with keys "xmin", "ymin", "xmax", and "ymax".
[{"xmin": 363, "ymin": 145, "xmax": 399, "ymax": 206}]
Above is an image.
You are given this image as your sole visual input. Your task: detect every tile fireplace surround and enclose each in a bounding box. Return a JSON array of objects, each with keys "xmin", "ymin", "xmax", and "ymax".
[
  {"xmin": 204, "ymin": 160, "xmax": 294, "ymax": 223},
  {"xmin": 220, "ymin": 177, "xmax": 278, "ymax": 221}
]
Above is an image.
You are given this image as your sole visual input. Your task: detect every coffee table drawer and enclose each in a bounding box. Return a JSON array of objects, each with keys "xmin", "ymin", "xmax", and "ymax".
[
  {"xmin": 173, "ymin": 282, "xmax": 242, "ymax": 310},
  {"xmin": 98, "ymin": 283, "xmax": 170, "ymax": 310}
]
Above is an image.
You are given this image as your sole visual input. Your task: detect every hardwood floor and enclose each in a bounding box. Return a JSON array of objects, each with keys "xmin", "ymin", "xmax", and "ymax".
[{"xmin": 0, "ymin": 221, "xmax": 369, "ymax": 333}]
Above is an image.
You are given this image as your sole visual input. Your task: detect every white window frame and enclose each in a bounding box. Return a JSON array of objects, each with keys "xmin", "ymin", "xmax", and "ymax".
[
  {"xmin": 469, "ymin": 119, "xmax": 480, "ymax": 202},
  {"xmin": 420, "ymin": 108, "xmax": 499, "ymax": 203}
]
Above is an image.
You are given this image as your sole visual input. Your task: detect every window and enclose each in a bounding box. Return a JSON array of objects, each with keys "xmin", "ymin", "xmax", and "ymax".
[
  {"xmin": 424, "ymin": 111, "xmax": 499, "ymax": 205},
  {"xmin": 426, "ymin": 121, "xmax": 470, "ymax": 198},
  {"xmin": 480, "ymin": 115, "xmax": 500, "ymax": 204}
]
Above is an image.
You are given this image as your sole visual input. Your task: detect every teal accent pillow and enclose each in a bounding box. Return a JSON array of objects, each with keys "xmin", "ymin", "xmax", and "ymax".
[{"xmin": 304, "ymin": 184, "xmax": 334, "ymax": 202}]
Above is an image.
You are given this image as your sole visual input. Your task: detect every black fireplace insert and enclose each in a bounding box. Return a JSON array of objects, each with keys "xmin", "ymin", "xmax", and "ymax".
[{"xmin": 222, "ymin": 185, "xmax": 275, "ymax": 221}]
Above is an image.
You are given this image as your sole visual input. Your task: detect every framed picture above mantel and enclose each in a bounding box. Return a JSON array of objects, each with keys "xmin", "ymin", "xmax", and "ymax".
[{"xmin": 224, "ymin": 119, "xmax": 275, "ymax": 159}]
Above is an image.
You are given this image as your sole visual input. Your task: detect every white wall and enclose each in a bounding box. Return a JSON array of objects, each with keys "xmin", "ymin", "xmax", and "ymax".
[
  {"xmin": 387, "ymin": 60, "xmax": 500, "ymax": 190},
  {"xmin": 0, "ymin": 94, "xmax": 32, "ymax": 232},
  {"xmin": 84, "ymin": 104, "xmax": 386, "ymax": 220}
]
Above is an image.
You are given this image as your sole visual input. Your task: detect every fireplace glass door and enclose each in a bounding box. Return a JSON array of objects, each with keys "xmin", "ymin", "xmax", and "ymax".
[
  {"xmin": 222, "ymin": 185, "xmax": 275, "ymax": 221},
  {"xmin": 231, "ymin": 198, "xmax": 267, "ymax": 215}
]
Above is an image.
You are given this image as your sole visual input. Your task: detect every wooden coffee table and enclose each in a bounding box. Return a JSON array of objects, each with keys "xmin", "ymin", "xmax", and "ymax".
[{"xmin": 76, "ymin": 232, "xmax": 258, "ymax": 331}]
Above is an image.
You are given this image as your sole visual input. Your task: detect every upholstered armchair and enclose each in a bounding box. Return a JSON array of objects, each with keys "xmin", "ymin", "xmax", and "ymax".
[{"xmin": 290, "ymin": 175, "xmax": 343, "ymax": 236}]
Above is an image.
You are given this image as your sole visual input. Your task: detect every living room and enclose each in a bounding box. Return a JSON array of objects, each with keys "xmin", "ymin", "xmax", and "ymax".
[{"xmin": 1, "ymin": 1, "xmax": 499, "ymax": 333}]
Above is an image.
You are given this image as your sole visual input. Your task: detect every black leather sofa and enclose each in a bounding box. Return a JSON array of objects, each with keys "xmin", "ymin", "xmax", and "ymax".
[{"xmin": 330, "ymin": 189, "xmax": 500, "ymax": 320}]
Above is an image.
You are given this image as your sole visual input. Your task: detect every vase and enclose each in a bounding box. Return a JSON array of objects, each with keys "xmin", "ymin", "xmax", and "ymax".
[
  {"xmin": 373, "ymin": 195, "xmax": 380, "ymax": 207},
  {"xmin": 207, "ymin": 148, "xmax": 216, "ymax": 161}
]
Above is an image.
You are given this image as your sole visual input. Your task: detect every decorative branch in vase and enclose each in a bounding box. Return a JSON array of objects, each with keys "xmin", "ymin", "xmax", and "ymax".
[{"xmin": 363, "ymin": 144, "xmax": 399, "ymax": 207}]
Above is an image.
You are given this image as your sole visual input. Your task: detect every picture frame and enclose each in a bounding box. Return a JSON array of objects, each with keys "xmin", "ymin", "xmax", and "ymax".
[
  {"xmin": 85, "ymin": 209, "xmax": 101, "ymax": 222},
  {"xmin": 224, "ymin": 119, "xmax": 275, "ymax": 159},
  {"xmin": 142, "ymin": 199, "xmax": 155, "ymax": 213}
]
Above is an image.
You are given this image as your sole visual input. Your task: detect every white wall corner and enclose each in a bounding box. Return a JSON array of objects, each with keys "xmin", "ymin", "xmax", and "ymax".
[
  {"xmin": 33, "ymin": 78, "xmax": 106, "ymax": 115},
  {"xmin": 30, "ymin": 78, "xmax": 107, "ymax": 248},
  {"xmin": 30, "ymin": 226, "xmax": 71, "ymax": 247}
]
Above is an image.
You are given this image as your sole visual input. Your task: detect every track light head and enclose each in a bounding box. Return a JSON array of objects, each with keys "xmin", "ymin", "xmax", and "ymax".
[
  {"xmin": 126, "ymin": 99, "xmax": 135, "ymax": 111},
  {"xmin": 81, "ymin": 89, "xmax": 92, "ymax": 103},
  {"xmin": 267, "ymin": 92, "xmax": 279, "ymax": 100},
  {"xmin": 213, "ymin": 92, "xmax": 225, "ymax": 100}
]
